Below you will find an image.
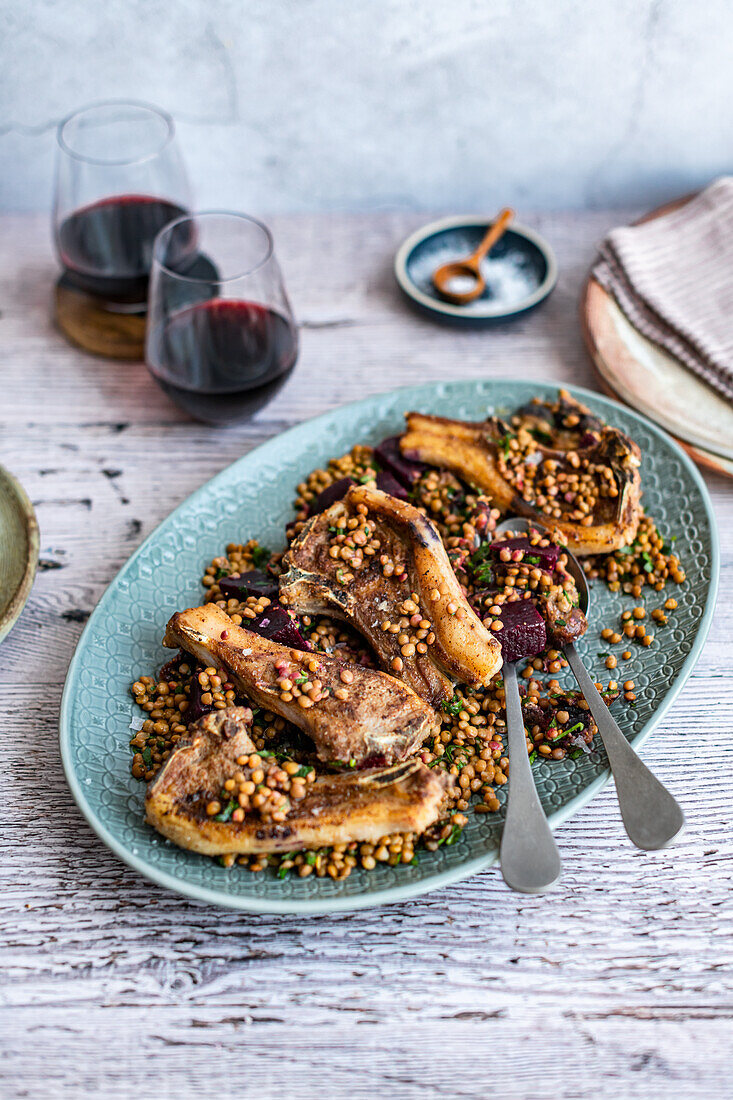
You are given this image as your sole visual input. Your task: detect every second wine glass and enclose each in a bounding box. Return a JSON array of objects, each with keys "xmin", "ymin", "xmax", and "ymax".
[{"xmin": 146, "ymin": 212, "xmax": 299, "ymax": 425}]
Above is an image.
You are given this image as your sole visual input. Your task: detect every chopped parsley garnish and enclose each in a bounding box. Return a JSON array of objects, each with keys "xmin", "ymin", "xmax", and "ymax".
[
  {"xmin": 641, "ymin": 550, "xmax": 655, "ymax": 573},
  {"xmin": 469, "ymin": 542, "xmax": 495, "ymax": 586},
  {"xmin": 141, "ymin": 747, "xmax": 152, "ymax": 767},
  {"xmin": 214, "ymin": 566, "xmax": 230, "ymax": 581},
  {"xmin": 295, "ymin": 765, "xmax": 314, "ymax": 778},
  {"xmin": 439, "ymin": 823, "xmax": 463, "ymax": 847},
  {"xmin": 294, "ymin": 671, "xmax": 308, "ymax": 685},
  {"xmin": 528, "ymin": 750, "xmax": 537, "ymax": 763},
  {"xmin": 305, "ymin": 852, "xmax": 317, "ymax": 866},
  {"xmin": 524, "ymin": 555, "xmax": 540, "ymax": 565},
  {"xmin": 251, "ymin": 545, "xmax": 271, "ymax": 568},
  {"xmin": 474, "ymin": 563, "xmax": 494, "ymax": 587},
  {"xmin": 277, "ymin": 864, "xmax": 290, "ymax": 879},
  {"xmin": 441, "ymin": 695, "xmax": 463, "ymax": 717},
  {"xmin": 530, "ymin": 427, "xmax": 553, "ymax": 445},
  {"xmin": 555, "ymin": 618, "xmax": 566, "ymax": 627},
  {"xmin": 214, "ymin": 799, "xmax": 237, "ymax": 822},
  {"xmin": 570, "ymin": 748, "xmax": 584, "ymax": 760},
  {"xmin": 498, "ymin": 432, "xmax": 514, "ymax": 457}
]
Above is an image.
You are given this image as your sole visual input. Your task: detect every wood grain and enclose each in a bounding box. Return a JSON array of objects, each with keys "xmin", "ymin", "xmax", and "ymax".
[{"xmin": 0, "ymin": 212, "xmax": 731, "ymax": 1100}]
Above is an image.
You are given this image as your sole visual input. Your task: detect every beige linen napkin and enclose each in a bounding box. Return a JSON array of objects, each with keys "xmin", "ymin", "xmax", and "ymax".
[{"xmin": 593, "ymin": 177, "xmax": 733, "ymax": 405}]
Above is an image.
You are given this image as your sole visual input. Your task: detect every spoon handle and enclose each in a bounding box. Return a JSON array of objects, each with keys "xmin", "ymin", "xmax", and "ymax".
[
  {"xmin": 471, "ymin": 207, "xmax": 514, "ymax": 265},
  {"xmin": 564, "ymin": 643, "xmax": 685, "ymax": 850},
  {"xmin": 499, "ymin": 661, "xmax": 562, "ymax": 893}
]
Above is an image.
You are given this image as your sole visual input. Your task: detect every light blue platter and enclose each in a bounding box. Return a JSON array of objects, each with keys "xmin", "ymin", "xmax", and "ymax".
[{"xmin": 60, "ymin": 380, "xmax": 719, "ymax": 913}]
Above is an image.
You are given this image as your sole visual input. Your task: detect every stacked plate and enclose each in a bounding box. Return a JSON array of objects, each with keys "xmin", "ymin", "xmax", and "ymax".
[{"xmin": 582, "ymin": 195, "xmax": 733, "ymax": 479}]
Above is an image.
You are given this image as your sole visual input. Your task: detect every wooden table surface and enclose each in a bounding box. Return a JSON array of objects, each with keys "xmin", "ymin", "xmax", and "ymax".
[{"xmin": 1, "ymin": 211, "xmax": 730, "ymax": 1100}]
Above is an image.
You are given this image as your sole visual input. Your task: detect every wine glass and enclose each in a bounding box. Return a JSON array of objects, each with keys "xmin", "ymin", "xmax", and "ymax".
[
  {"xmin": 146, "ymin": 211, "xmax": 299, "ymax": 425},
  {"xmin": 53, "ymin": 99, "xmax": 191, "ymax": 308}
]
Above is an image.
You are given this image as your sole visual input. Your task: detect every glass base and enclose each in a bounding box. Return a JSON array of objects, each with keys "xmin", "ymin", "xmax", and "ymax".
[{"xmin": 54, "ymin": 274, "xmax": 146, "ymax": 360}]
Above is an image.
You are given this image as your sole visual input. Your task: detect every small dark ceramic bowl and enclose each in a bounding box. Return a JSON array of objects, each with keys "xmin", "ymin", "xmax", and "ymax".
[{"xmin": 394, "ymin": 215, "xmax": 557, "ymax": 324}]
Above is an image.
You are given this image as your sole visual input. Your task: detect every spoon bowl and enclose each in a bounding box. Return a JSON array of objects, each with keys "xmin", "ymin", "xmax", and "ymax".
[
  {"xmin": 495, "ymin": 516, "xmax": 589, "ymax": 610},
  {"xmin": 433, "ymin": 207, "xmax": 514, "ymax": 305}
]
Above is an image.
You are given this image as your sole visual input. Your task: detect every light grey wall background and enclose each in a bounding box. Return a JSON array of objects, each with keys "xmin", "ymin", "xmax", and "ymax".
[{"xmin": 1, "ymin": 0, "xmax": 731, "ymax": 214}]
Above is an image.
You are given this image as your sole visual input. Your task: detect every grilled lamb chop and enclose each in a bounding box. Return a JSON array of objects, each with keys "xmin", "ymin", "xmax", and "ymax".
[
  {"xmin": 164, "ymin": 604, "xmax": 439, "ymax": 767},
  {"xmin": 145, "ymin": 707, "xmax": 453, "ymax": 855},
  {"xmin": 400, "ymin": 394, "xmax": 642, "ymax": 556},
  {"xmin": 279, "ymin": 485, "xmax": 503, "ymax": 708}
]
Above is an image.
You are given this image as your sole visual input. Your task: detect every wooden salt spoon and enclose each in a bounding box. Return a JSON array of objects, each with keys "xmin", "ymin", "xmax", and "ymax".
[{"xmin": 432, "ymin": 207, "xmax": 514, "ymax": 305}]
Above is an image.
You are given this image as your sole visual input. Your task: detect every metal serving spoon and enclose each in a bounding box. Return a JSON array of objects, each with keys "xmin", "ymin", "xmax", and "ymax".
[
  {"xmin": 495, "ymin": 518, "xmax": 685, "ymax": 850},
  {"xmin": 499, "ymin": 649, "xmax": 563, "ymax": 893},
  {"xmin": 432, "ymin": 208, "xmax": 514, "ymax": 305},
  {"xmin": 487, "ymin": 519, "xmax": 562, "ymax": 892}
]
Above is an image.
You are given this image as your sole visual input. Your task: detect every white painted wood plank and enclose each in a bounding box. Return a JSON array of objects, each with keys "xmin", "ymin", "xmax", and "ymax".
[{"xmin": 0, "ymin": 211, "xmax": 730, "ymax": 1100}]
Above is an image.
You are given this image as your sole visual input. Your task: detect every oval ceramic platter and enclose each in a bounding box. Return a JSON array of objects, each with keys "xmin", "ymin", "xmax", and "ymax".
[{"xmin": 60, "ymin": 380, "xmax": 719, "ymax": 914}]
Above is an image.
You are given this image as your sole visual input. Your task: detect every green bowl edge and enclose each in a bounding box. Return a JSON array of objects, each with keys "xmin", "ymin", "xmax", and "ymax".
[{"xmin": 0, "ymin": 465, "xmax": 40, "ymax": 645}]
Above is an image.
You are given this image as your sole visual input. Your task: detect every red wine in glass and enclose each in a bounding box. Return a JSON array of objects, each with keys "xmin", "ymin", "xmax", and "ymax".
[
  {"xmin": 146, "ymin": 212, "xmax": 299, "ymax": 424},
  {"xmin": 147, "ymin": 299, "xmax": 298, "ymax": 424},
  {"xmin": 54, "ymin": 101, "xmax": 192, "ymax": 308},
  {"xmin": 58, "ymin": 194, "xmax": 189, "ymax": 304}
]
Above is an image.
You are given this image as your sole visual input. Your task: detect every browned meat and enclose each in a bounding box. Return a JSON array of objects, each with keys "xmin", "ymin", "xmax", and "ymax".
[
  {"xmin": 542, "ymin": 589, "xmax": 587, "ymax": 645},
  {"xmin": 400, "ymin": 394, "xmax": 642, "ymax": 556},
  {"xmin": 164, "ymin": 604, "xmax": 439, "ymax": 767},
  {"xmin": 145, "ymin": 707, "xmax": 453, "ymax": 855},
  {"xmin": 279, "ymin": 484, "xmax": 503, "ymax": 708}
]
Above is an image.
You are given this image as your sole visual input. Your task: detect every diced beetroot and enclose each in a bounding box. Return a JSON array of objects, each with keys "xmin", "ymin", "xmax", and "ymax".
[
  {"xmin": 308, "ymin": 477, "xmax": 356, "ymax": 515},
  {"xmin": 247, "ymin": 603, "xmax": 312, "ymax": 651},
  {"xmin": 219, "ymin": 570, "xmax": 279, "ymax": 601},
  {"xmin": 376, "ymin": 470, "xmax": 409, "ymax": 501},
  {"xmin": 497, "ymin": 600, "xmax": 547, "ymax": 662},
  {"xmin": 374, "ymin": 436, "xmax": 427, "ymax": 489},
  {"xmin": 186, "ymin": 674, "xmax": 214, "ymax": 724},
  {"xmin": 490, "ymin": 536, "xmax": 559, "ymax": 571}
]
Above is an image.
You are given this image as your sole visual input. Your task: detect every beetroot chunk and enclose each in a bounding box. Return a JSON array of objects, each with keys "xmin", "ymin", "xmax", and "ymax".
[
  {"xmin": 186, "ymin": 674, "xmax": 215, "ymax": 724},
  {"xmin": 309, "ymin": 477, "xmax": 356, "ymax": 515},
  {"xmin": 247, "ymin": 604, "xmax": 312, "ymax": 651},
  {"xmin": 374, "ymin": 436, "xmax": 426, "ymax": 489},
  {"xmin": 497, "ymin": 599, "xmax": 547, "ymax": 662},
  {"xmin": 219, "ymin": 570, "xmax": 279, "ymax": 602},
  {"xmin": 490, "ymin": 536, "xmax": 560, "ymax": 571},
  {"xmin": 376, "ymin": 469, "xmax": 409, "ymax": 501}
]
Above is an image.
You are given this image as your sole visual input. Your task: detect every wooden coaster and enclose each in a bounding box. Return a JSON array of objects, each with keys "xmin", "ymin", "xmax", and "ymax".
[
  {"xmin": 581, "ymin": 193, "xmax": 733, "ymax": 479},
  {"xmin": 54, "ymin": 275, "xmax": 146, "ymax": 360}
]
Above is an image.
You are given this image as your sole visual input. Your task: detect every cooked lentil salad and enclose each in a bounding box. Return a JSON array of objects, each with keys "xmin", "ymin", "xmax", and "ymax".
[{"xmin": 130, "ymin": 392, "xmax": 685, "ymax": 881}]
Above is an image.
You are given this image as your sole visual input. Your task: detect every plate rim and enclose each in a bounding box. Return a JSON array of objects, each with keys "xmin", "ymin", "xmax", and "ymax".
[
  {"xmin": 0, "ymin": 464, "xmax": 39, "ymax": 645},
  {"xmin": 581, "ymin": 277, "xmax": 733, "ymax": 463},
  {"xmin": 394, "ymin": 215, "xmax": 558, "ymax": 320},
  {"xmin": 59, "ymin": 379, "xmax": 720, "ymax": 913}
]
